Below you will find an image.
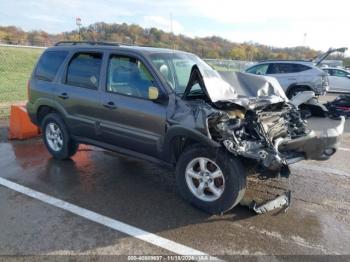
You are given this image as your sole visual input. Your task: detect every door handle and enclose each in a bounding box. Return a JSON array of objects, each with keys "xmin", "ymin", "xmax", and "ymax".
[
  {"xmin": 58, "ymin": 93, "xmax": 69, "ymax": 99},
  {"xmin": 103, "ymin": 101, "xmax": 117, "ymax": 110}
]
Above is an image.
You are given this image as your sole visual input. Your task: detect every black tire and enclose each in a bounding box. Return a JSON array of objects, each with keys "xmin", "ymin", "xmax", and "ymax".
[
  {"xmin": 328, "ymin": 113, "xmax": 341, "ymax": 120},
  {"xmin": 41, "ymin": 113, "xmax": 79, "ymax": 160},
  {"xmin": 287, "ymin": 86, "xmax": 310, "ymax": 99},
  {"xmin": 175, "ymin": 145, "xmax": 246, "ymax": 214},
  {"xmin": 299, "ymin": 104, "xmax": 312, "ymax": 119}
]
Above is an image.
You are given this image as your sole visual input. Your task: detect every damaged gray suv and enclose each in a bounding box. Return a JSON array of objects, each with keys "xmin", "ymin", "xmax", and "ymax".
[{"xmin": 27, "ymin": 41, "xmax": 345, "ymax": 214}]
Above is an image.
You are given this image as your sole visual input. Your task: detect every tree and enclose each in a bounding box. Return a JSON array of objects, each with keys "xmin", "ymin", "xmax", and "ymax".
[
  {"xmin": 229, "ymin": 46, "xmax": 246, "ymax": 60},
  {"xmin": 0, "ymin": 23, "xmax": 348, "ymax": 64}
]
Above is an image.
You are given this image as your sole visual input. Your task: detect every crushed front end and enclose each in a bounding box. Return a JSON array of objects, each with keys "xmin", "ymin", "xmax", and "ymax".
[
  {"xmin": 178, "ymin": 65, "xmax": 345, "ymax": 213},
  {"xmin": 182, "ymin": 67, "xmax": 345, "ymax": 178},
  {"xmin": 208, "ymin": 98, "xmax": 344, "ymax": 178}
]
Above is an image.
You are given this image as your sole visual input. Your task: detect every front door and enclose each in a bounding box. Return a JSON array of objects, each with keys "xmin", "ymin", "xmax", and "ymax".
[
  {"xmin": 98, "ymin": 54, "xmax": 167, "ymax": 158},
  {"xmin": 329, "ymin": 69, "xmax": 350, "ymax": 93}
]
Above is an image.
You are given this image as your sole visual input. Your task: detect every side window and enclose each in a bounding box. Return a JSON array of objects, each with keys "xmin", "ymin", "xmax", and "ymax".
[
  {"xmin": 35, "ymin": 51, "xmax": 68, "ymax": 82},
  {"xmin": 246, "ymin": 64, "xmax": 268, "ymax": 75},
  {"xmin": 269, "ymin": 63, "xmax": 293, "ymax": 74},
  {"xmin": 333, "ymin": 70, "xmax": 348, "ymax": 77},
  {"xmin": 293, "ymin": 64, "xmax": 311, "ymax": 72},
  {"xmin": 107, "ymin": 55, "xmax": 155, "ymax": 99},
  {"xmin": 66, "ymin": 52, "xmax": 102, "ymax": 90},
  {"xmin": 151, "ymin": 58, "xmax": 175, "ymax": 89}
]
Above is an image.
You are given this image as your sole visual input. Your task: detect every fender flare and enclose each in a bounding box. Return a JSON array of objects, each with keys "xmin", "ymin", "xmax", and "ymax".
[
  {"xmin": 162, "ymin": 125, "xmax": 221, "ymax": 163},
  {"xmin": 33, "ymin": 98, "xmax": 69, "ymax": 124},
  {"xmin": 286, "ymin": 84, "xmax": 312, "ymax": 97}
]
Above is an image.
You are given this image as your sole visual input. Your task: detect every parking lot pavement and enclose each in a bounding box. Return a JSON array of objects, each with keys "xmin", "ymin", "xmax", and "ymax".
[
  {"xmin": 0, "ymin": 117, "xmax": 350, "ymax": 258},
  {"xmin": 0, "ymin": 186, "xmax": 169, "ymax": 256}
]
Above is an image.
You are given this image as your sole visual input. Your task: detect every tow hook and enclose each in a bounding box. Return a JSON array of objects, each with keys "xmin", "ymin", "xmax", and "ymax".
[{"xmin": 252, "ymin": 190, "xmax": 291, "ymax": 214}]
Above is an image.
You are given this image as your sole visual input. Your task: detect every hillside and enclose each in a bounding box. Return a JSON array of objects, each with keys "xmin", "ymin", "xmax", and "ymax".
[{"xmin": 0, "ymin": 22, "xmax": 348, "ymax": 63}]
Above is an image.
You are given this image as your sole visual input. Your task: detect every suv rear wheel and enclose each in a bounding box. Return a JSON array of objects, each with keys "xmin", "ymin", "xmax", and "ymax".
[
  {"xmin": 42, "ymin": 113, "xmax": 79, "ymax": 160},
  {"xmin": 176, "ymin": 145, "xmax": 246, "ymax": 214}
]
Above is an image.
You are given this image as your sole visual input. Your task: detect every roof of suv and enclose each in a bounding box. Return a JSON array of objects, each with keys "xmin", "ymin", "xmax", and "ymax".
[
  {"xmin": 322, "ymin": 67, "xmax": 349, "ymax": 71},
  {"xmin": 48, "ymin": 41, "xmax": 187, "ymax": 55},
  {"xmin": 258, "ymin": 60, "xmax": 314, "ymax": 66}
]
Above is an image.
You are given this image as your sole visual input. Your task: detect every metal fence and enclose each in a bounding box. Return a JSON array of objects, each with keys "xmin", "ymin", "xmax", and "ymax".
[
  {"xmin": 0, "ymin": 44, "xmax": 45, "ymax": 118},
  {"xmin": 0, "ymin": 44, "xmax": 256, "ymax": 119},
  {"xmin": 204, "ymin": 59, "xmax": 256, "ymax": 72}
]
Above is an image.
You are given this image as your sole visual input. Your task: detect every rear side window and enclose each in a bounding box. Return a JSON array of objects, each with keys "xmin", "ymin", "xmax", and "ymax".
[
  {"xmin": 293, "ymin": 64, "xmax": 311, "ymax": 72},
  {"xmin": 267, "ymin": 63, "xmax": 311, "ymax": 74},
  {"xmin": 66, "ymin": 52, "xmax": 102, "ymax": 90},
  {"xmin": 35, "ymin": 51, "xmax": 68, "ymax": 82}
]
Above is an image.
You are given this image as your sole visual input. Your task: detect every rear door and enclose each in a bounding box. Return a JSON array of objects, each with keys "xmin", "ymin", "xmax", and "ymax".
[
  {"xmin": 98, "ymin": 52, "xmax": 167, "ymax": 158},
  {"xmin": 56, "ymin": 51, "xmax": 104, "ymax": 139},
  {"xmin": 266, "ymin": 63, "xmax": 311, "ymax": 89}
]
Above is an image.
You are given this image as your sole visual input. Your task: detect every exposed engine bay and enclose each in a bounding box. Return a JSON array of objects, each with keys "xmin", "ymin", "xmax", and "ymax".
[
  {"xmin": 208, "ymin": 102, "xmax": 307, "ymax": 177},
  {"xmin": 172, "ymin": 65, "xmax": 345, "ymax": 180}
]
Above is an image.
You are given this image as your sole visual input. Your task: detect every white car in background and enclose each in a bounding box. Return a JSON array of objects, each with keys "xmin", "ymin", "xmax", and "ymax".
[{"xmin": 323, "ymin": 67, "xmax": 350, "ymax": 93}]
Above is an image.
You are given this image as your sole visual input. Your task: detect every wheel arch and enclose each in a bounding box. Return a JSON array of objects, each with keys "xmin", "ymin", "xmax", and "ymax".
[
  {"xmin": 162, "ymin": 125, "xmax": 220, "ymax": 164},
  {"xmin": 34, "ymin": 98, "xmax": 68, "ymax": 126},
  {"xmin": 286, "ymin": 84, "xmax": 312, "ymax": 98}
]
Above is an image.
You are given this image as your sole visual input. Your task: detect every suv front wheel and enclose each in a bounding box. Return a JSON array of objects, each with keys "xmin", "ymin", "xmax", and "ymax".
[
  {"xmin": 176, "ymin": 145, "xmax": 246, "ymax": 214},
  {"xmin": 42, "ymin": 113, "xmax": 79, "ymax": 160}
]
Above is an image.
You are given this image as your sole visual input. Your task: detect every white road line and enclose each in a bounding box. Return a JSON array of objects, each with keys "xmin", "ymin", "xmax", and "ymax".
[
  {"xmin": 0, "ymin": 177, "xmax": 218, "ymax": 260},
  {"xmin": 339, "ymin": 147, "xmax": 350, "ymax": 152},
  {"xmin": 293, "ymin": 163, "xmax": 350, "ymax": 178}
]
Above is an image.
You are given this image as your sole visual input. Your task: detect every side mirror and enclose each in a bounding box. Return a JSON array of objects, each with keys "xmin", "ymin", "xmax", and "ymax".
[
  {"xmin": 148, "ymin": 86, "xmax": 159, "ymax": 100},
  {"xmin": 347, "ymin": 74, "xmax": 350, "ymax": 79}
]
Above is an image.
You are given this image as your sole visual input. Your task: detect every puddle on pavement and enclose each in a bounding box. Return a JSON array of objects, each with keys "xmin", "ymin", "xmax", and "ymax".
[{"xmin": 1, "ymin": 139, "xmax": 349, "ymax": 254}]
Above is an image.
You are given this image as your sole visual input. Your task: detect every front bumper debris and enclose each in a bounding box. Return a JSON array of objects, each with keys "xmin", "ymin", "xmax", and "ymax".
[
  {"xmin": 279, "ymin": 116, "xmax": 345, "ymax": 160},
  {"xmin": 252, "ymin": 190, "xmax": 291, "ymax": 214}
]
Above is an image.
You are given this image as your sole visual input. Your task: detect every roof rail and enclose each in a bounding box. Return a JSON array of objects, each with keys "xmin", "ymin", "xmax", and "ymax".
[
  {"xmin": 54, "ymin": 41, "xmax": 120, "ymax": 47},
  {"xmin": 258, "ymin": 59, "xmax": 312, "ymax": 63}
]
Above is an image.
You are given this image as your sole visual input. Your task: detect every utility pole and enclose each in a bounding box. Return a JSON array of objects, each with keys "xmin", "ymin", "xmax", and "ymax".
[
  {"xmin": 303, "ymin": 33, "xmax": 307, "ymax": 46},
  {"xmin": 76, "ymin": 17, "xmax": 82, "ymax": 40},
  {"xmin": 170, "ymin": 13, "xmax": 175, "ymax": 50}
]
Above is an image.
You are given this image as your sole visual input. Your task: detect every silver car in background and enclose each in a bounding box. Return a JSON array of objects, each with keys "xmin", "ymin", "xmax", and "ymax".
[
  {"xmin": 245, "ymin": 47, "xmax": 348, "ymax": 98},
  {"xmin": 323, "ymin": 67, "xmax": 350, "ymax": 93},
  {"xmin": 245, "ymin": 60, "xmax": 329, "ymax": 98}
]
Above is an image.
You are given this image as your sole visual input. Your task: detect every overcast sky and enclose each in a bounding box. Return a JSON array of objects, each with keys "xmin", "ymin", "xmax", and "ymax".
[{"xmin": 0, "ymin": 0, "xmax": 349, "ymax": 52}]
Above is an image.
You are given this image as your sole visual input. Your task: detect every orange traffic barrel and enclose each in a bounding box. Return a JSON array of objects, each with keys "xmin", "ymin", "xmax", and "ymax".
[{"xmin": 8, "ymin": 104, "xmax": 40, "ymax": 140}]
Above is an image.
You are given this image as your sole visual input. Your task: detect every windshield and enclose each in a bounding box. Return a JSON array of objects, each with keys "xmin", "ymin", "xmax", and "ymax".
[{"xmin": 149, "ymin": 52, "xmax": 222, "ymax": 94}]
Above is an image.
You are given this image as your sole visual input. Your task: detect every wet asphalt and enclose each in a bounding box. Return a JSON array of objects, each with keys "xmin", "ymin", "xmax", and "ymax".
[{"xmin": 0, "ymin": 94, "xmax": 349, "ymax": 259}]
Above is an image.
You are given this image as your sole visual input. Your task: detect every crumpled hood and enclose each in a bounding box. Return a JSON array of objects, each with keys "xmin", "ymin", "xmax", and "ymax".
[
  {"xmin": 190, "ymin": 66, "xmax": 288, "ymax": 110},
  {"xmin": 214, "ymin": 71, "xmax": 288, "ymax": 101},
  {"xmin": 199, "ymin": 69, "xmax": 239, "ymax": 102},
  {"xmin": 183, "ymin": 65, "xmax": 288, "ymax": 110}
]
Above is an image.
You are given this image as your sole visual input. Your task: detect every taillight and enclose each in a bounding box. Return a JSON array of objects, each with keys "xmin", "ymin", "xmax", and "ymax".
[
  {"xmin": 27, "ymin": 80, "xmax": 30, "ymax": 101},
  {"xmin": 322, "ymin": 75, "xmax": 329, "ymax": 85}
]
